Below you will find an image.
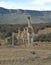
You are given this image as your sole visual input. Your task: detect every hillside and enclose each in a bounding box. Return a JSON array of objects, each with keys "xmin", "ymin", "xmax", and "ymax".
[
  {"xmin": 38, "ymin": 28, "xmax": 51, "ymax": 34},
  {"xmin": 0, "ymin": 7, "xmax": 51, "ymax": 24}
]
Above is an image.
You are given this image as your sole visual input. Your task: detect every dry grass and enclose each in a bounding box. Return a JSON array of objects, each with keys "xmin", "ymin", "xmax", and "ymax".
[
  {"xmin": 38, "ymin": 28, "xmax": 51, "ymax": 34},
  {"xmin": 0, "ymin": 42, "xmax": 51, "ymax": 65},
  {"xmin": 0, "ymin": 23, "xmax": 51, "ymax": 65},
  {"xmin": 34, "ymin": 42, "xmax": 51, "ymax": 47}
]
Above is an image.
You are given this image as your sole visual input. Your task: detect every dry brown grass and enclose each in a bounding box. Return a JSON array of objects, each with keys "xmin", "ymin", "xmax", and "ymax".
[
  {"xmin": 38, "ymin": 28, "xmax": 51, "ymax": 34},
  {"xmin": 0, "ymin": 42, "xmax": 51, "ymax": 65},
  {"xmin": 34, "ymin": 42, "xmax": 51, "ymax": 47}
]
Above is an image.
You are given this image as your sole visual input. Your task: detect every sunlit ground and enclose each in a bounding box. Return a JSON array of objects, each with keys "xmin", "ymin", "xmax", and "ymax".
[{"xmin": 0, "ymin": 42, "xmax": 51, "ymax": 65}]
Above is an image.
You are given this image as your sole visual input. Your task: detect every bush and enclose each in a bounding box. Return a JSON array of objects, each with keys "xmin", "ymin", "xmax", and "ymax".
[
  {"xmin": 34, "ymin": 33, "xmax": 51, "ymax": 42},
  {"xmin": 30, "ymin": 50, "xmax": 36, "ymax": 54}
]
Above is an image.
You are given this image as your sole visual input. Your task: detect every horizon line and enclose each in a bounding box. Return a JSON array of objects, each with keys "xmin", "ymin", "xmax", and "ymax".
[{"xmin": 0, "ymin": 7, "xmax": 51, "ymax": 11}]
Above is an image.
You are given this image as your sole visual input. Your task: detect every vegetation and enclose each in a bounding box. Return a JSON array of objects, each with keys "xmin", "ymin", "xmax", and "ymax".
[
  {"xmin": 34, "ymin": 32, "xmax": 51, "ymax": 42},
  {"xmin": 30, "ymin": 50, "xmax": 36, "ymax": 54},
  {"xmin": 0, "ymin": 22, "xmax": 51, "ymax": 45}
]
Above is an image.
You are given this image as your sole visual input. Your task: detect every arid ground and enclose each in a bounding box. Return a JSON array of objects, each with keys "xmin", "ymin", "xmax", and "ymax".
[{"xmin": 0, "ymin": 42, "xmax": 51, "ymax": 65}]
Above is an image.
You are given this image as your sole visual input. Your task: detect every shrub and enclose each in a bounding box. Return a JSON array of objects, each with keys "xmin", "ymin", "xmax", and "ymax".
[{"xmin": 30, "ymin": 50, "xmax": 36, "ymax": 54}]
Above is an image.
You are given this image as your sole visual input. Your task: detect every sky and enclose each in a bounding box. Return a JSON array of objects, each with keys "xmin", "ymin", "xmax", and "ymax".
[{"xmin": 0, "ymin": 0, "xmax": 51, "ymax": 10}]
